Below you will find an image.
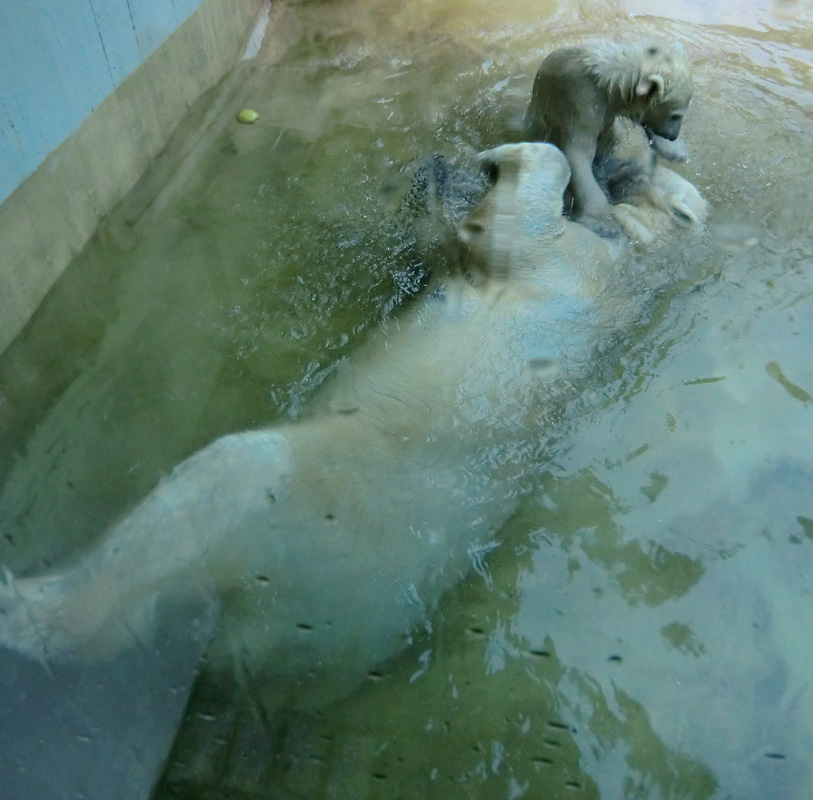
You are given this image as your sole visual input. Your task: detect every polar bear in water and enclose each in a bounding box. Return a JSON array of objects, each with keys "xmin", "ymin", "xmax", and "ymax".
[{"xmin": 0, "ymin": 143, "xmax": 706, "ymax": 710}]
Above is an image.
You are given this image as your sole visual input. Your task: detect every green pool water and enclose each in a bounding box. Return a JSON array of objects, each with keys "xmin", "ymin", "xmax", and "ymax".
[{"xmin": 1, "ymin": 1, "xmax": 812, "ymax": 798}]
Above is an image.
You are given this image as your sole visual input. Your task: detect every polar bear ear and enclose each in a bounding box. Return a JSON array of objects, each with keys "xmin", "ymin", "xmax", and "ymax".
[
  {"xmin": 635, "ymin": 71, "xmax": 666, "ymax": 101},
  {"xmin": 477, "ymin": 143, "xmax": 570, "ymax": 190}
]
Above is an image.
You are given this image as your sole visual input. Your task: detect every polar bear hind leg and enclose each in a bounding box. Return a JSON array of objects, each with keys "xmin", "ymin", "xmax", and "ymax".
[{"xmin": 0, "ymin": 429, "xmax": 292, "ymax": 661}]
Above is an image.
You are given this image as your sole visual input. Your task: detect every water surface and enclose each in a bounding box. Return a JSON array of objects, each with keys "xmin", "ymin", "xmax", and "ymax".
[{"xmin": 1, "ymin": 1, "xmax": 812, "ymax": 798}]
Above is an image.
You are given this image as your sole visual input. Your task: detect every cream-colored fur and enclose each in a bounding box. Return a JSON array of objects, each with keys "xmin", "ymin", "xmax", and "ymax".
[
  {"xmin": 581, "ymin": 39, "xmax": 692, "ymax": 107},
  {"xmin": 525, "ymin": 39, "xmax": 695, "ymax": 236},
  {"xmin": 0, "ymin": 143, "xmax": 706, "ymax": 709}
]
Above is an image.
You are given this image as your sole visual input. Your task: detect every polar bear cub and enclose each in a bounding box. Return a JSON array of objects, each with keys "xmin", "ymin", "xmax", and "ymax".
[{"xmin": 0, "ymin": 143, "xmax": 705, "ymax": 709}]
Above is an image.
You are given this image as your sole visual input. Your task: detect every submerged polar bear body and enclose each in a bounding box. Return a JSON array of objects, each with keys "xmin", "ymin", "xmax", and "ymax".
[{"xmin": 0, "ymin": 143, "xmax": 706, "ymax": 709}]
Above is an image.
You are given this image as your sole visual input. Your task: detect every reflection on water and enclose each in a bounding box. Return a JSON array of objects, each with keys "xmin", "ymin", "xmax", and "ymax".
[{"xmin": 0, "ymin": 0, "xmax": 812, "ymax": 798}]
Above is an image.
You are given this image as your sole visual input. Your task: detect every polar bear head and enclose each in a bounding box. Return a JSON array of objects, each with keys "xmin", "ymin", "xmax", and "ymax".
[
  {"xmin": 456, "ymin": 143, "xmax": 621, "ymax": 289},
  {"xmin": 457, "ymin": 143, "xmax": 571, "ymax": 283}
]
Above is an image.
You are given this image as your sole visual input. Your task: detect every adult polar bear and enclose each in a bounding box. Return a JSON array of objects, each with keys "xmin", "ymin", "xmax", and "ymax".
[{"xmin": 0, "ymin": 144, "xmax": 706, "ymax": 710}]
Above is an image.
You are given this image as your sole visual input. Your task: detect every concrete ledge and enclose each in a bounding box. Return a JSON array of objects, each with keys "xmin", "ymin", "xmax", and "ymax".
[{"xmin": 0, "ymin": 0, "xmax": 265, "ymax": 355}]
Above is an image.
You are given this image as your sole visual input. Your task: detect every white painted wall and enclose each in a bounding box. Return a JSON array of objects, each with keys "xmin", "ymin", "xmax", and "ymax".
[
  {"xmin": 0, "ymin": 0, "xmax": 205, "ymax": 204},
  {"xmin": 0, "ymin": 0, "xmax": 264, "ymax": 354}
]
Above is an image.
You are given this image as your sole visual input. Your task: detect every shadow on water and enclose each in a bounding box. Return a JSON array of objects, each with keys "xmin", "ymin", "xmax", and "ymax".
[{"xmin": 1, "ymin": 0, "xmax": 812, "ymax": 798}]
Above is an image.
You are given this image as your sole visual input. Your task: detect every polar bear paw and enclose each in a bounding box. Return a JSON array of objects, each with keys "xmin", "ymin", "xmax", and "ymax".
[
  {"xmin": 648, "ymin": 134, "xmax": 690, "ymax": 164},
  {"xmin": 610, "ymin": 165, "xmax": 708, "ymax": 245},
  {"xmin": 0, "ymin": 567, "xmax": 74, "ymax": 661},
  {"xmin": 611, "ymin": 203, "xmax": 658, "ymax": 245},
  {"xmin": 645, "ymin": 166, "xmax": 708, "ymax": 227},
  {"xmin": 0, "ymin": 567, "xmax": 42, "ymax": 658}
]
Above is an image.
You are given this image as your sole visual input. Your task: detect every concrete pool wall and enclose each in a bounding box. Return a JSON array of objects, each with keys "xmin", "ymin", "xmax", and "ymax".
[{"xmin": 0, "ymin": 0, "xmax": 267, "ymax": 355}]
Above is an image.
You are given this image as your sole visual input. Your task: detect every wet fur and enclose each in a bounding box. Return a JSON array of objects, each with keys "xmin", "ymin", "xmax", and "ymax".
[
  {"xmin": 525, "ymin": 39, "xmax": 694, "ymax": 236},
  {"xmin": 0, "ymin": 144, "xmax": 706, "ymax": 711}
]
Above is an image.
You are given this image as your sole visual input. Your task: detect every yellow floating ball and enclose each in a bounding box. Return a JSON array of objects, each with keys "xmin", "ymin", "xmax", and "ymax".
[{"xmin": 235, "ymin": 109, "xmax": 259, "ymax": 124}]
